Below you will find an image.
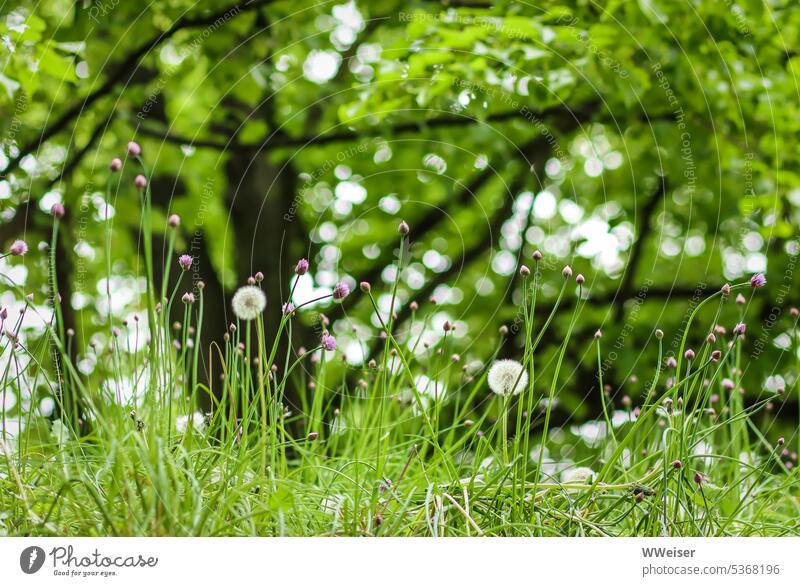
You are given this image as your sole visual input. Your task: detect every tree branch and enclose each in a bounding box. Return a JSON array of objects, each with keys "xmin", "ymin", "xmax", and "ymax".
[{"xmin": 2, "ymin": 0, "xmax": 277, "ymax": 176}]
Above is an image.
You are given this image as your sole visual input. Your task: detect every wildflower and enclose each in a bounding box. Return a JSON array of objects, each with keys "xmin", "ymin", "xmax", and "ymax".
[
  {"xmin": 672, "ymin": 459, "xmax": 682, "ymax": 469},
  {"xmin": 722, "ymin": 378, "xmax": 735, "ymax": 390},
  {"xmin": 443, "ymin": 320, "xmax": 452, "ymax": 332},
  {"xmin": 706, "ymin": 333, "xmax": 716, "ymax": 343},
  {"xmin": 321, "ymin": 332, "xmax": 337, "ymax": 351},
  {"xmin": 560, "ymin": 467, "xmax": 595, "ymax": 484},
  {"xmin": 9, "ymin": 240, "xmax": 28, "ymax": 256},
  {"xmin": 332, "ymin": 281, "xmax": 350, "ymax": 301},
  {"xmin": 655, "ymin": 329, "xmax": 664, "ymax": 339},
  {"xmin": 175, "ymin": 412, "xmax": 205, "ymax": 434},
  {"xmin": 532, "ymin": 250, "xmax": 543, "ymax": 261},
  {"xmin": 282, "ymin": 302, "xmax": 295, "ymax": 315},
  {"xmin": 487, "ymin": 359, "xmax": 528, "ymax": 396},
  {"xmin": 594, "ymin": 329, "xmax": 602, "ymax": 339},
  {"xmin": 694, "ymin": 472, "xmax": 703, "ymax": 485},
  {"xmin": 711, "ymin": 350, "xmax": 721, "ymax": 362},
  {"xmin": 684, "ymin": 349, "xmax": 695, "ymax": 360},
  {"xmin": 182, "ymin": 292, "xmax": 195, "ymax": 304},
  {"xmin": 750, "ymin": 273, "xmax": 766, "ymax": 289},
  {"xmin": 398, "ymin": 220, "xmax": 409, "ymax": 235},
  {"xmin": 231, "ymin": 285, "xmax": 266, "ymax": 320},
  {"xmin": 168, "ymin": 214, "xmax": 181, "ymax": 227},
  {"xmin": 735, "ymin": 293, "xmax": 746, "ymax": 304},
  {"xmin": 409, "ymin": 301, "xmax": 418, "ymax": 311},
  {"xmin": 360, "ymin": 281, "xmax": 371, "ymax": 293},
  {"xmin": 247, "ymin": 276, "xmax": 256, "ymax": 285},
  {"xmin": 721, "ymin": 283, "xmax": 731, "ymax": 295},
  {"xmin": 178, "ymin": 254, "xmax": 193, "ymax": 271},
  {"xmin": 295, "ymin": 258, "xmax": 309, "ymax": 275},
  {"xmin": 562, "ymin": 265, "xmax": 573, "ymax": 278},
  {"xmin": 778, "ymin": 437, "xmax": 785, "ymax": 446},
  {"xmin": 197, "ymin": 281, "xmax": 205, "ymax": 290},
  {"xmin": 519, "ymin": 265, "xmax": 530, "ymax": 277},
  {"xmin": 733, "ymin": 322, "xmax": 746, "ymax": 335},
  {"xmin": 110, "ymin": 157, "xmax": 122, "ymax": 172},
  {"xmin": 576, "ymin": 273, "xmax": 585, "ymax": 285},
  {"xmin": 791, "ymin": 307, "xmax": 800, "ymax": 318},
  {"xmin": 307, "ymin": 432, "xmax": 318, "ymax": 441},
  {"xmin": 127, "ymin": 141, "xmax": 141, "ymax": 157},
  {"xmin": 134, "ymin": 174, "xmax": 147, "ymax": 189},
  {"xmin": 499, "ymin": 325, "xmax": 509, "ymax": 336},
  {"xmin": 254, "ymin": 271, "xmax": 264, "ymax": 282},
  {"xmin": 666, "ymin": 356, "xmax": 677, "ymax": 368}
]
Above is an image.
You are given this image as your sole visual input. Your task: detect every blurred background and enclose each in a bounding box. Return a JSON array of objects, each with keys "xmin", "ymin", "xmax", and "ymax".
[{"xmin": 1, "ymin": 0, "xmax": 799, "ymax": 426}]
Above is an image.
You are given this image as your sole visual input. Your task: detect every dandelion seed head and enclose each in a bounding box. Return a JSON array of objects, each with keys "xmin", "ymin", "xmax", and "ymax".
[
  {"xmin": 560, "ymin": 466, "xmax": 594, "ymax": 484},
  {"xmin": 231, "ymin": 285, "xmax": 266, "ymax": 320},
  {"xmin": 176, "ymin": 412, "xmax": 205, "ymax": 434},
  {"xmin": 487, "ymin": 359, "xmax": 528, "ymax": 396}
]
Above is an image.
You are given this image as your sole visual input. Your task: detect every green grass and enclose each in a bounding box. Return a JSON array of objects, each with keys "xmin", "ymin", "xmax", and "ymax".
[
  {"xmin": 2, "ymin": 264, "xmax": 799, "ymax": 536},
  {"xmin": 1, "ymin": 158, "xmax": 799, "ymax": 537}
]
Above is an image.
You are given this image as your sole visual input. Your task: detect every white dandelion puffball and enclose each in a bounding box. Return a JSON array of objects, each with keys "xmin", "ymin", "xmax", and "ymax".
[
  {"xmin": 231, "ymin": 285, "xmax": 266, "ymax": 321},
  {"xmin": 560, "ymin": 466, "xmax": 595, "ymax": 485},
  {"xmin": 487, "ymin": 359, "xmax": 528, "ymax": 396},
  {"xmin": 176, "ymin": 412, "xmax": 206, "ymax": 434}
]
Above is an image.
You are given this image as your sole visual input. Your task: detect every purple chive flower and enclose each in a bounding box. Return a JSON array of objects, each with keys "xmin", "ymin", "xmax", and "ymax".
[
  {"xmin": 684, "ymin": 349, "xmax": 695, "ymax": 360},
  {"xmin": 282, "ymin": 302, "xmax": 295, "ymax": 315},
  {"xmin": 178, "ymin": 254, "xmax": 193, "ymax": 271},
  {"xmin": 321, "ymin": 332, "xmax": 337, "ymax": 351},
  {"xmin": 168, "ymin": 214, "xmax": 181, "ymax": 228},
  {"xmin": 110, "ymin": 158, "xmax": 122, "ymax": 172},
  {"xmin": 332, "ymin": 281, "xmax": 350, "ymax": 301},
  {"xmin": 733, "ymin": 322, "xmax": 746, "ymax": 335},
  {"xmin": 562, "ymin": 265, "xmax": 573, "ymax": 278},
  {"xmin": 134, "ymin": 174, "xmax": 147, "ymax": 189},
  {"xmin": 722, "ymin": 378, "xmax": 735, "ymax": 391},
  {"xmin": 750, "ymin": 273, "xmax": 766, "ymax": 289},
  {"xmin": 182, "ymin": 292, "xmax": 195, "ymax": 304},
  {"xmin": 295, "ymin": 258, "xmax": 309, "ymax": 275},
  {"xmin": 666, "ymin": 356, "xmax": 677, "ymax": 369},
  {"xmin": 127, "ymin": 141, "xmax": 141, "ymax": 157},
  {"xmin": 51, "ymin": 203, "xmax": 65, "ymax": 219},
  {"xmin": 672, "ymin": 460, "xmax": 682, "ymax": 469},
  {"xmin": 9, "ymin": 240, "xmax": 28, "ymax": 256},
  {"xmin": 0, "ymin": 307, "xmax": 7, "ymax": 320},
  {"xmin": 735, "ymin": 293, "xmax": 746, "ymax": 305},
  {"xmin": 694, "ymin": 472, "xmax": 703, "ymax": 485}
]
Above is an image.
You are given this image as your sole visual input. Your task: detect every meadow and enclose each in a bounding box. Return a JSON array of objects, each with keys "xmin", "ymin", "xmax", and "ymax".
[{"xmin": 1, "ymin": 148, "xmax": 798, "ymax": 536}]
